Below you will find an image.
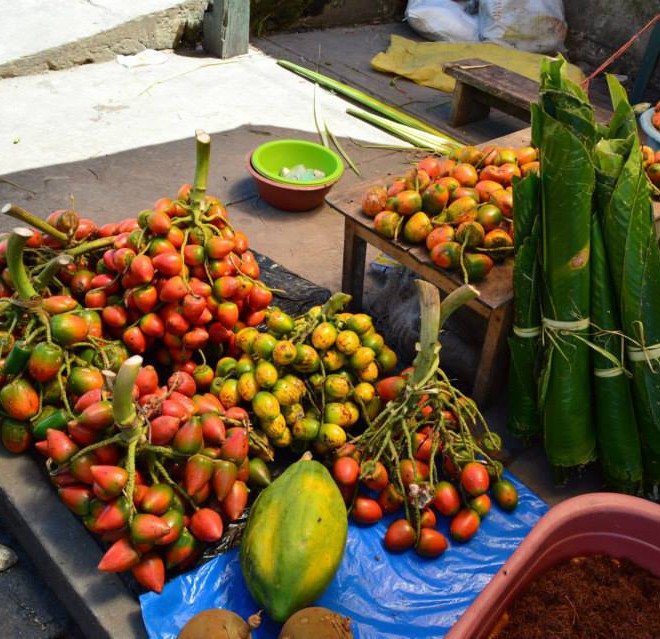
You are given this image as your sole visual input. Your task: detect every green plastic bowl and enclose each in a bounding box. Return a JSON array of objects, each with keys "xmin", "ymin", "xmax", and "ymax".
[{"xmin": 251, "ymin": 139, "xmax": 344, "ymax": 186}]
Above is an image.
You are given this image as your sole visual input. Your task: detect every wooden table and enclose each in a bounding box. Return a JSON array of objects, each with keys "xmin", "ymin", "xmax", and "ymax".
[
  {"xmin": 326, "ymin": 180, "xmax": 513, "ymax": 407},
  {"xmin": 327, "ymin": 127, "xmax": 660, "ymax": 407},
  {"xmin": 442, "ymin": 58, "xmax": 611, "ymax": 127}
]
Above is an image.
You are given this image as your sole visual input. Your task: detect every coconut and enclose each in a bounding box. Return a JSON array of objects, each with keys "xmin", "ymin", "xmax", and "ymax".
[
  {"xmin": 178, "ymin": 609, "xmax": 260, "ymax": 639},
  {"xmin": 278, "ymin": 607, "xmax": 353, "ymax": 639}
]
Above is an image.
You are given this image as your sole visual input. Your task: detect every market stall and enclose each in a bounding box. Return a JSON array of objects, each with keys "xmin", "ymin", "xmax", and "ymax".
[{"xmin": 1, "ymin": 11, "xmax": 660, "ymax": 637}]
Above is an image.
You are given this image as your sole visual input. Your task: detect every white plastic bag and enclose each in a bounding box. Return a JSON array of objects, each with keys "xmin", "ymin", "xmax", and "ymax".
[
  {"xmin": 479, "ymin": 0, "xmax": 567, "ymax": 53},
  {"xmin": 405, "ymin": 0, "xmax": 479, "ymax": 42}
]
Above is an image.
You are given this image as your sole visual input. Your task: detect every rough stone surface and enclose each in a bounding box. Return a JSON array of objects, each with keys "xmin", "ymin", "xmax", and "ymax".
[
  {"xmin": 0, "ymin": 451, "xmax": 146, "ymax": 639},
  {"xmin": 250, "ymin": 0, "xmax": 405, "ymax": 34},
  {"xmin": 564, "ymin": 1, "xmax": 660, "ymax": 99},
  {"xmin": 0, "ymin": 0, "xmax": 208, "ymax": 79},
  {"xmin": 0, "ymin": 524, "xmax": 81, "ymax": 638},
  {"xmin": 0, "ymin": 543, "xmax": 18, "ymax": 572}
]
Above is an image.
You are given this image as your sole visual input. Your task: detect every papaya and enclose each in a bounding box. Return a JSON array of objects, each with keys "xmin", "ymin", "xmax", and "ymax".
[{"xmin": 240, "ymin": 454, "xmax": 347, "ymax": 622}]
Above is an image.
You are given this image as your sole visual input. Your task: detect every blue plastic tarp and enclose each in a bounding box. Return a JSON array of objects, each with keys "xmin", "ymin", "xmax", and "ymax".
[{"xmin": 141, "ymin": 471, "xmax": 548, "ymax": 638}]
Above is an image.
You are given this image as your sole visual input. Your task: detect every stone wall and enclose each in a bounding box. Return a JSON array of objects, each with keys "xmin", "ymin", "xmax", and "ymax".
[
  {"xmin": 563, "ymin": 1, "xmax": 658, "ymax": 99},
  {"xmin": 249, "ymin": 0, "xmax": 659, "ymax": 99},
  {"xmin": 250, "ymin": 0, "xmax": 405, "ymax": 34}
]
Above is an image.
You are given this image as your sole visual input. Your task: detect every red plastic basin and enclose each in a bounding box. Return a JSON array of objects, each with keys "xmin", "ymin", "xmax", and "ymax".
[
  {"xmin": 447, "ymin": 493, "xmax": 660, "ymax": 639},
  {"xmin": 246, "ymin": 153, "xmax": 339, "ymax": 212}
]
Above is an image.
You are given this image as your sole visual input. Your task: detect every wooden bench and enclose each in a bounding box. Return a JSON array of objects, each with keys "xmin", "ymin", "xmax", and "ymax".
[
  {"xmin": 326, "ymin": 180, "xmax": 513, "ymax": 408},
  {"xmin": 443, "ymin": 58, "xmax": 611, "ymax": 127}
]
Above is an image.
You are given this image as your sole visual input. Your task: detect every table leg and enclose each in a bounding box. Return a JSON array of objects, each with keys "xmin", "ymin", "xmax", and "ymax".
[
  {"xmin": 472, "ymin": 303, "xmax": 513, "ymax": 407},
  {"xmin": 449, "ymin": 82, "xmax": 491, "ymax": 127},
  {"xmin": 342, "ymin": 218, "xmax": 367, "ymax": 312}
]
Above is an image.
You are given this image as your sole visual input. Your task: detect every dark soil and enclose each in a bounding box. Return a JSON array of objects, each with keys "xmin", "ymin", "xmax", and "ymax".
[{"xmin": 493, "ymin": 554, "xmax": 660, "ymax": 639}]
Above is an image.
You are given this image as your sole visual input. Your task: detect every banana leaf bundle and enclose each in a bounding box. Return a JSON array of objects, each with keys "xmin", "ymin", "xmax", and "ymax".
[
  {"xmin": 536, "ymin": 57, "xmax": 597, "ymax": 469},
  {"xmin": 507, "ymin": 173, "xmax": 541, "ymax": 439},
  {"xmin": 595, "ymin": 76, "xmax": 660, "ymax": 493},
  {"xmin": 590, "ymin": 212, "xmax": 643, "ymax": 493}
]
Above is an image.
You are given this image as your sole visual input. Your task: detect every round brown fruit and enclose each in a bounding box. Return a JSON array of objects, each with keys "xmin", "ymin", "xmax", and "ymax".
[
  {"xmin": 460, "ymin": 461, "xmax": 490, "ymax": 496},
  {"xmin": 384, "ymin": 519, "xmax": 416, "ymax": 553},
  {"xmin": 477, "ymin": 204, "xmax": 503, "ymax": 232},
  {"xmin": 402, "ymin": 212, "xmax": 433, "ymax": 244},
  {"xmin": 177, "ymin": 609, "xmax": 256, "ymax": 639},
  {"xmin": 475, "ymin": 180, "xmax": 504, "ymax": 203},
  {"xmin": 491, "ymin": 479, "xmax": 519, "ymax": 512},
  {"xmin": 483, "ymin": 229, "xmax": 513, "ymax": 261},
  {"xmin": 417, "ymin": 156, "xmax": 442, "ymax": 179},
  {"xmin": 450, "ymin": 163, "xmax": 478, "ymax": 188},
  {"xmin": 278, "ymin": 607, "xmax": 353, "ymax": 639},
  {"xmin": 450, "ymin": 509, "xmax": 480, "ymax": 543},
  {"xmin": 385, "ymin": 190, "xmax": 422, "ymax": 216},
  {"xmin": 432, "ymin": 480, "xmax": 461, "ymax": 516},
  {"xmin": 455, "ymin": 221, "xmax": 485, "ymax": 248},
  {"xmin": 361, "ymin": 186, "xmax": 388, "ymax": 218},
  {"xmin": 464, "ymin": 253, "xmax": 494, "ymax": 282},
  {"xmin": 404, "ymin": 168, "xmax": 431, "ymax": 193},
  {"xmin": 516, "ymin": 146, "xmax": 538, "ymax": 165},
  {"xmin": 415, "ymin": 528, "xmax": 448, "ymax": 558},
  {"xmin": 430, "ymin": 241, "xmax": 462, "ymax": 271},
  {"xmin": 520, "ymin": 161, "xmax": 540, "ymax": 177},
  {"xmin": 373, "ymin": 211, "xmax": 401, "ymax": 239},
  {"xmin": 445, "ymin": 196, "xmax": 478, "ymax": 225},
  {"xmin": 425, "ymin": 225, "xmax": 455, "ymax": 251},
  {"xmin": 489, "ymin": 189, "xmax": 513, "ymax": 218},
  {"xmin": 422, "ymin": 182, "xmax": 449, "ymax": 215}
]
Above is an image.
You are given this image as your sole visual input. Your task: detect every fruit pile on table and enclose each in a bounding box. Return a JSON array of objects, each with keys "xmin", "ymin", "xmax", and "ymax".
[{"xmin": 359, "ymin": 145, "xmax": 539, "ymax": 281}]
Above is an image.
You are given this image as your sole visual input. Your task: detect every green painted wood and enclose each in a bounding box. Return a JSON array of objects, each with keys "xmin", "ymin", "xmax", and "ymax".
[{"xmin": 203, "ymin": 0, "xmax": 250, "ymax": 59}]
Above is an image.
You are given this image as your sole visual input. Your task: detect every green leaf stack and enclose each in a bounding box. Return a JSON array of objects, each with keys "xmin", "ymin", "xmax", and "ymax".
[
  {"xmin": 594, "ymin": 76, "xmax": 660, "ymax": 493},
  {"xmin": 536, "ymin": 56, "xmax": 597, "ymax": 469},
  {"xmin": 509, "ymin": 56, "xmax": 660, "ymax": 495},
  {"xmin": 507, "ymin": 173, "xmax": 541, "ymax": 439}
]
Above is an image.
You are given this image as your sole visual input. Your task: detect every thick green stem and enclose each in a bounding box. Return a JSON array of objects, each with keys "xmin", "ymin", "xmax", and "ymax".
[
  {"xmin": 34, "ymin": 254, "xmax": 73, "ymax": 291},
  {"xmin": 190, "ymin": 130, "xmax": 211, "ymax": 225},
  {"xmin": 144, "ymin": 445, "xmax": 188, "ymax": 458},
  {"xmin": 2, "ymin": 204, "xmax": 68, "ymax": 243},
  {"xmin": 112, "ymin": 355, "xmax": 142, "ymax": 430},
  {"xmin": 6, "ymin": 227, "xmax": 38, "ymax": 301},
  {"xmin": 411, "ymin": 280, "xmax": 441, "ymax": 387},
  {"xmin": 439, "ymin": 284, "xmax": 479, "ymax": 329},
  {"xmin": 124, "ymin": 439, "xmax": 138, "ymax": 521},
  {"xmin": 66, "ymin": 433, "xmax": 124, "ymax": 466},
  {"xmin": 66, "ymin": 236, "xmax": 117, "ymax": 256}
]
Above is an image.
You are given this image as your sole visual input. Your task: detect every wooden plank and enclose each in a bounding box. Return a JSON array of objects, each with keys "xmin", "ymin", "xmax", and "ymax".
[
  {"xmin": 444, "ymin": 59, "xmax": 539, "ymax": 113},
  {"xmin": 472, "ymin": 304, "xmax": 513, "ymax": 406},
  {"xmin": 444, "ymin": 58, "xmax": 611, "ymax": 124},
  {"xmin": 342, "ymin": 218, "xmax": 367, "ymax": 312},
  {"xmin": 448, "ymin": 82, "xmax": 491, "ymax": 127},
  {"xmin": 203, "ymin": 0, "xmax": 250, "ymax": 59}
]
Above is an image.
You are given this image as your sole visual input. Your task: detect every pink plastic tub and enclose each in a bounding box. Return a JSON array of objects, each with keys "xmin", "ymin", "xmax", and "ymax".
[{"xmin": 447, "ymin": 493, "xmax": 660, "ymax": 639}]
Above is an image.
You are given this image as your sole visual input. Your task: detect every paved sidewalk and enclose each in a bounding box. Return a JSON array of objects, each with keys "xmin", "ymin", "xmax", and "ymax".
[
  {"xmin": 1, "ymin": 45, "xmax": 401, "ymax": 177},
  {"xmin": 0, "ymin": 0, "xmax": 207, "ymax": 78}
]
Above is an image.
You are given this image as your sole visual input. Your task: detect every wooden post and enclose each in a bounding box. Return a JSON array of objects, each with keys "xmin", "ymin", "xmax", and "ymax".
[
  {"xmin": 342, "ymin": 218, "xmax": 367, "ymax": 312},
  {"xmin": 203, "ymin": 0, "xmax": 250, "ymax": 59}
]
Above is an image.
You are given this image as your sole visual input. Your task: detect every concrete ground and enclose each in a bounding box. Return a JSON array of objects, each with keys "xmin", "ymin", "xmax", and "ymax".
[
  {"xmin": 0, "ymin": 18, "xmax": 605, "ymax": 638},
  {"xmin": 0, "ymin": 0, "xmax": 208, "ymax": 78}
]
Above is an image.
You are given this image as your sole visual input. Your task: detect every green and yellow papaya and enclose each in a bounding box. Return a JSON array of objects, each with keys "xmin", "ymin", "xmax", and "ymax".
[{"xmin": 240, "ymin": 454, "xmax": 347, "ymax": 622}]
